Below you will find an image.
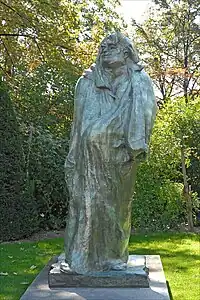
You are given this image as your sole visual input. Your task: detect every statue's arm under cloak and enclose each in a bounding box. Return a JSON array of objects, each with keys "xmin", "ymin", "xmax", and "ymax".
[
  {"xmin": 127, "ymin": 70, "xmax": 157, "ymax": 161},
  {"xmin": 142, "ymin": 71, "xmax": 157, "ymax": 144}
]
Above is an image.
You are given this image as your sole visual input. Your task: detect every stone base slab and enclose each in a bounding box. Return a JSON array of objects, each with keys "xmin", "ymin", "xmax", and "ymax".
[
  {"xmin": 20, "ymin": 255, "xmax": 170, "ymax": 300},
  {"xmin": 49, "ymin": 254, "xmax": 149, "ymax": 288}
]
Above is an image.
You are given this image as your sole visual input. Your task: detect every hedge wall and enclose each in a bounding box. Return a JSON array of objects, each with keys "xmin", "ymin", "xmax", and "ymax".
[{"xmin": 0, "ymin": 82, "xmax": 38, "ymax": 241}]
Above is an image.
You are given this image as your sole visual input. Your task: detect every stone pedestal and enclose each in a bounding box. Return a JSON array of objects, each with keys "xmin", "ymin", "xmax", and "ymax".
[
  {"xmin": 20, "ymin": 255, "xmax": 170, "ymax": 300},
  {"xmin": 48, "ymin": 254, "xmax": 149, "ymax": 288}
]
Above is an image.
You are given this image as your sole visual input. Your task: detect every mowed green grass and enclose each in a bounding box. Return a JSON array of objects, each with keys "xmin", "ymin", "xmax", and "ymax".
[
  {"xmin": 0, "ymin": 238, "xmax": 62, "ymax": 300},
  {"xmin": 129, "ymin": 233, "xmax": 200, "ymax": 300},
  {"xmin": 0, "ymin": 233, "xmax": 199, "ymax": 300}
]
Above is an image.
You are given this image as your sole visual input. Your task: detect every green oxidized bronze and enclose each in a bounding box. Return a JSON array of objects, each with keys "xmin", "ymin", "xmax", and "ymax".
[{"xmin": 64, "ymin": 32, "xmax": 157, "ymax": 274}]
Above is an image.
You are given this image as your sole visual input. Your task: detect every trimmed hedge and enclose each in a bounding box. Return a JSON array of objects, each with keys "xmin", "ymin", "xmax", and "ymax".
[
  {"xmin": 0, "ymin": 82, "xmax": 38, "ymax": 241},
  {"xmin": 22, "ymin": 126, "xmax": 69, "ymax": 230}
]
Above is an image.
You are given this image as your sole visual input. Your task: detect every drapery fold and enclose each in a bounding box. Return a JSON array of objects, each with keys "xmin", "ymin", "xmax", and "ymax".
[{"xmin": 64, "ymin": 65, "xmax": 157, "ymax": 274}]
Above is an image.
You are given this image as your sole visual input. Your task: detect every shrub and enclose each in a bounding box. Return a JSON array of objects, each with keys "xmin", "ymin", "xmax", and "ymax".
[{"xmin": 132, "ymin": 162, "xmax": 186, "ymax": 231}]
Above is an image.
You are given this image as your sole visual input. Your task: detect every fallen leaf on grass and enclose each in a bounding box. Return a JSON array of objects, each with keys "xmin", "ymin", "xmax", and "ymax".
[
  {"xmin": 30, "ymin": 265, "xmax": 37, "ymax": 270},
  {"xmin": 0, "ymin": 272, "xmax": 8, "ymax": 276}
]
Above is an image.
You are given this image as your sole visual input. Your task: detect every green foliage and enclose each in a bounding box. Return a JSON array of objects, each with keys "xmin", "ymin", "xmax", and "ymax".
[
  {"xmin": 132, "ymin": 163, "xmax": 186, "ymax": 231},
  {"xmin": 0, "ymin": 0, "xmax": 124, "ymax": 77},
  {"xmin": 152, "ymin": 96, "xmax": 200, "ymax": 195},
  {"xmin": 6, "ymin": 63, "xmax": 74, "ymax": 233},
  {"xmin": 131, "ymin": 0, "xmax": 200, "ymax": 230},
  {"xmin": 184, "ymin": 102, "xmax": 200, "ymax": 197},
  {"xmin": 1, "ymin": 0, "xmax": 199, "ymax": 237},
  {"xmin": 0, "ymin": 0, "xmax": 125, "ymax": 239},
  {"xmin": 12, "ymin": 63, "xmax": 76, "ymax": 138},
  {"xmin": 0, "ymin": 82, "xmax": 38, "ymax": 241},
  {"xmin": 22, "ymin": 126, "xmax": 69, "ymax": 230},
  {"xmin": 133, "ymin": 96, "xmax": 200, "ymax": 231}
]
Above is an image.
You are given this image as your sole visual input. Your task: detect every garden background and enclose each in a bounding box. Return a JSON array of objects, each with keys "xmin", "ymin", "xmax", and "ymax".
[{"xmin": 0, "ymin": 0, "xmax": 199, "ymax": 240}]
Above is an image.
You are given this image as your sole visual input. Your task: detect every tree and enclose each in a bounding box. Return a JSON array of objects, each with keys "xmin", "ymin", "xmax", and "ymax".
[
  {"xmin": 131, "ymin": 0, "xmax": 200, "ymax": 104},
  {"xmin": 132, "ymin": 95, "xmax": 200, "ymax": 231}
]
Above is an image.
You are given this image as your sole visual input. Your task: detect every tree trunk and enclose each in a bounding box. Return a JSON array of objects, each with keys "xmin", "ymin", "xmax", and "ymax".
[{"xmin": 181, "ymin": 146, "xmax": 194, "ymax": 231}]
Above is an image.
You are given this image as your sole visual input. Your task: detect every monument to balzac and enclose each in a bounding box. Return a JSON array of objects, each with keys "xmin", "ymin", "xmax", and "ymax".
[{"xmin": 63, "ymin": 32, "xmax": 157, "ymax": 276}]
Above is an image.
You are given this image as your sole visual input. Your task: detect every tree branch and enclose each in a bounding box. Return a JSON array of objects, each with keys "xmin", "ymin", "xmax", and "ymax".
[
  {"xmin": 167, "ymin": 75, "xmax": 176, "ymax": 98},
  {"xmin": 0, "ymin": 1, "xmax": 33, "ymax": 27},
  {"xmin": 0, "ymin": 33, "xmax": 73, "ymax": 51},
  {"xmin": 190, "ymin": 76, "xmax": 199, "ymax": 94},
  {"xmin": 0, "ymin": 1, "xmax": 23, "ymax": 19},
  {"xmin": 132, "ymin": 19, "xmax": 182, "ymax": 63},
  {"xmin": 33, "ymin": 38, "xmax": 46, "ymax": 62},
  {"xmin": 0, "ymin": 37, "xmax": 15, "ymax": 68}
]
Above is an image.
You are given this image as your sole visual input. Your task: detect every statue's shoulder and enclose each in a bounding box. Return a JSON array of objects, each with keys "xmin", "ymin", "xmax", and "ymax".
[
  {"xmin": 137, "ymin": 69, "xmax": 152, "ymax": 84},
  {"xmin": 75, "ymin": 64, "xmax": 96, "ymax": 96},
  {"xmin": 130, "ymin": 63, "xmax": 152, "ymax": 86},
  {"xmin": 75, "ymin": 76, "xmax": 91, "ymax": 94},
  {"xmin": 75, "ymin": 73, "xmax": 95, "ymax": 101},
  {"xmin": 82, "ymin": 63, "xmax": 95, "ymax": 80},
  {"xmin": 75, "ymin": 76, "xmax": 86, "ymax": 89}
]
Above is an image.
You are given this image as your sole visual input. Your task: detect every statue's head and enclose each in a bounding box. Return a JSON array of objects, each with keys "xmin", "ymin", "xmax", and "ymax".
[
  {"xmin": 96, "ymin": 32, "xmax": 140, "ymax": 69},
  {"xmin": 86, "ymin": 32, "xmax": 142, "ymax": 87}
]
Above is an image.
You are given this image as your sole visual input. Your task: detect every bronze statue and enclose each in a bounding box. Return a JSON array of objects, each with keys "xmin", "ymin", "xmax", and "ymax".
[{"xmin": 64, "ymin": 32, "xmax": 157, "ymax": 274}]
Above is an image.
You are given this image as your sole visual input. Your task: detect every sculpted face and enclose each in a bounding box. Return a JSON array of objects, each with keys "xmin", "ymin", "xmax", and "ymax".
[{"xmin": 100, "ymin": 38, "xmax": 125, "ymax": 68}]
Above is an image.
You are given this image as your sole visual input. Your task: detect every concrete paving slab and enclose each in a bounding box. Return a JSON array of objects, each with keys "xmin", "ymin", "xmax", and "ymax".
[{"xmin": 20, "ymin": 255, "xmax": 170, "ymax": 300}]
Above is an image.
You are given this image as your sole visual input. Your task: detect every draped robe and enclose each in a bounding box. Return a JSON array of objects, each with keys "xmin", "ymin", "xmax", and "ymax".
[{"xmin": 64, "ymin": 64, "xmax": 157, "ymax": 274}]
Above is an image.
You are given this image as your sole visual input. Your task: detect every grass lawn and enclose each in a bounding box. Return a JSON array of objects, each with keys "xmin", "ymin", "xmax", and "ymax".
[{"xmin": 0, "ymin": 232, "xmax": 199, "ymax": 300}]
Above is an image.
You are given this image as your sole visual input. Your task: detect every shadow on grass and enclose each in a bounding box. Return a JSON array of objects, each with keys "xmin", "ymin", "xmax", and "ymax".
[
  {"xmin": 129, "ymin": 231, "xmax": 199, "ymax": 244},
  {"xmin": 167, "ymin": 281, "xmax": 174, "ymax": 300},
  {"xmin": 129, "ymin": 247, "xmax": 199, "ymax": 261},
  {"xmin": 129, "ymin": 232, "xmax": 199, "ymax": 264}
]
